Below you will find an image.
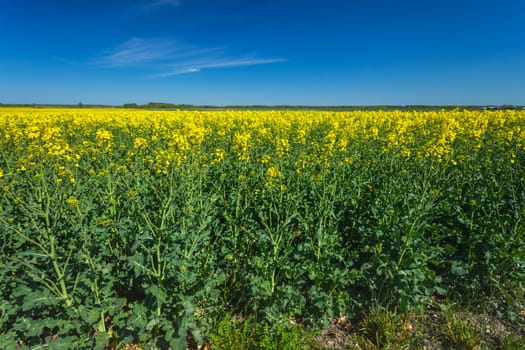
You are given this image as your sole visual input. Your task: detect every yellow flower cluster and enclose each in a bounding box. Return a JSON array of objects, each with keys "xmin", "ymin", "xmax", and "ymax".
[{"xmin": 0, "ymin": 107, "xmax": 523, "ymax": 190}]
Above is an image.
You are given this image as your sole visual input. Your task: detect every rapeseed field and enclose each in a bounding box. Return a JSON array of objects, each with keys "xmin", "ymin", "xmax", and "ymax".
[{"xmin": 1, "ymin": 108, "xmax": 524, "ymax": 348}]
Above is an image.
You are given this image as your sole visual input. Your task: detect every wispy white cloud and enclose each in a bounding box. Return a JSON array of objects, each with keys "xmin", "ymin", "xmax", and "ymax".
[
  {"xmin": 94, "ymin": 37, "xmax": 286, "ymax": 77},
  {"xmin": 94, "ymin": 38, "xmax": 175, "ymax": 67},
  {"xmin": 156, "ymin": 57, "xmax": 287, "ymax": 77},
  {"xmin": 94, "ymin": 38, "xmax": 225, "ymax": 67},
  {"xmin": 142, "ymin": 0, "xmax": 181, "ymax": 10}
]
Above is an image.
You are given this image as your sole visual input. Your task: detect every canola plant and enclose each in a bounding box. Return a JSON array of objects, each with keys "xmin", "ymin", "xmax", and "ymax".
[{"xmin": 1, "ymin": 108, "xmax": 524, "ymax": 348}]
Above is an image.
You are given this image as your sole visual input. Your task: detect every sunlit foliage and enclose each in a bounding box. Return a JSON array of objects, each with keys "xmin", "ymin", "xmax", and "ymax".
[{"xmin": 1, "ymin": 108, "xmax": 524, "ymax": 348}]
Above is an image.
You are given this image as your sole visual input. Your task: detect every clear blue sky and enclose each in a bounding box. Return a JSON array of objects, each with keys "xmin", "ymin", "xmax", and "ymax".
[{"xmin": 1, "ymin": 0, "xmax": 524, "ymax": 105}]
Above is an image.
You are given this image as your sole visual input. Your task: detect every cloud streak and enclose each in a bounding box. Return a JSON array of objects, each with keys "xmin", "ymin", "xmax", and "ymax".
[
  {"xmin": 94, "ymin": 38, "xmax": 286, "ymax": 76},
  {"xmin": 155, "ymin": 57, "xmax": 287, "ymax": 77},
  {"xmin": 94, "ymin": 38, "xmax": 176, "ymax": 67},
  {"xmin": 141, "ymin": 0, "xmax": 181, "ymax": 10}
]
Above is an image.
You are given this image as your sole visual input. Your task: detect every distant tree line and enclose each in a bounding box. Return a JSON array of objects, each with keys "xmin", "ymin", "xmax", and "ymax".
[
  {"xmin": 120, "ymin": 102, "xmax": 522, "ymax": 111},
  {"xmin": 1, "ymin": 102, "xmax": 524, "ymax": 111},
  {"xmin": 123, "ymin": 102, "xmax": 196, "ymax": 109}
]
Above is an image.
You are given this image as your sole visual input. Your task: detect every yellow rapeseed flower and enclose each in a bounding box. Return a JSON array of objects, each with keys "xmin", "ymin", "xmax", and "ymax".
[
  {"xmin": 266, "ymin": 166, "xmax": 281, "ymax": 178},
  {"xmin": 66, "ymin": 196, "xmax": 79, "ymax": 208},
  {"xmin": 134, "ymin": 137, "xmax": 148, "ymax": 149},
  {"xmin": 95, "ymin": 128, "xmax": 112, "ymax": 142}
]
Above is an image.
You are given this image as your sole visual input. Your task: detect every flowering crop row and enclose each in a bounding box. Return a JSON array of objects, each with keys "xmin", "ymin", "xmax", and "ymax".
[{"xmin": 1, "ymin": 108, "xmax": 524, "ymax": 348}]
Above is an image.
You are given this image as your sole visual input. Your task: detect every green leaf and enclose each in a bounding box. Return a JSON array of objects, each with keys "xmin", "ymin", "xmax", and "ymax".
[
  {"xmin": 182, "ymin": 299, "xmax": 195, "ymax": 317},
  {"xmin": 22, "ymin": 289, "xmax": 59, "ymax": 311},
  {"xmin": 85, "ymin": 309, "xmax": 102, "ymax": 326},
  {"xmin": 131, "ymin": 235, "xmax": 154, "ymax": 252},
  {"xmin": 145, "ymin": 318, "xmax": 160, "ymax": 331},
  {"xmin": 147, "ymin": 285, "xmax": 167, "ymax": 305},
  {"xmin": 127, "ymin": 305, "xmax": 148, "ymax": 330},
  {"xmin": 451, "ymin": 261, "xmax": 467, "ymax": 276},
  {"xmin": 435, "ymin": 286, "xmax": 447, "ymax": 295},
  {"xmin": 170, "ymin": 336, "xmax": 187, "ymax": 350},
  {"xmin": 128, "ymin": 253, "xmax": 148, "ymax": 277},
  {"xmin": 0, "ymin": 331, "xmax": 18, "ymax": 349},
  {"xmin": 93, "ymin": 331, "xmax": 110, "ymax": 350}
]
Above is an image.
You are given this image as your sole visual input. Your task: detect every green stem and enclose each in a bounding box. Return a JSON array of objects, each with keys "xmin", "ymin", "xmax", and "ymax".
[
  {"xmin": 49, "ymin": 235, "xmax": 71, "ymax": 307},
  {"xmin": 396, "ymin": 220, "xmax": 418, "ymax": 267},
  {"xmin": 270, "ymin": 270, "xmax": 276, "ymax": 294},
  {"xmin": 98, "ymin": 311, "xmax": 107, "ymax": 333}
]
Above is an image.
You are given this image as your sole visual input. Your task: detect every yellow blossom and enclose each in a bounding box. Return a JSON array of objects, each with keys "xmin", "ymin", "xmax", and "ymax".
[
  {"xmin": 66, "ymin": 196, "xmax": 79, "ymax": 208},
  {"xmin": 133, "ymin": 137, "xmax": 148, "ymax": 149}
]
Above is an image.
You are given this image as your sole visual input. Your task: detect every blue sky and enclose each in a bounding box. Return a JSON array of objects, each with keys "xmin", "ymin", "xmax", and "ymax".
[{"xmin": 1, "ymin": 0, "xmax": 524, "ymax": 105}]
